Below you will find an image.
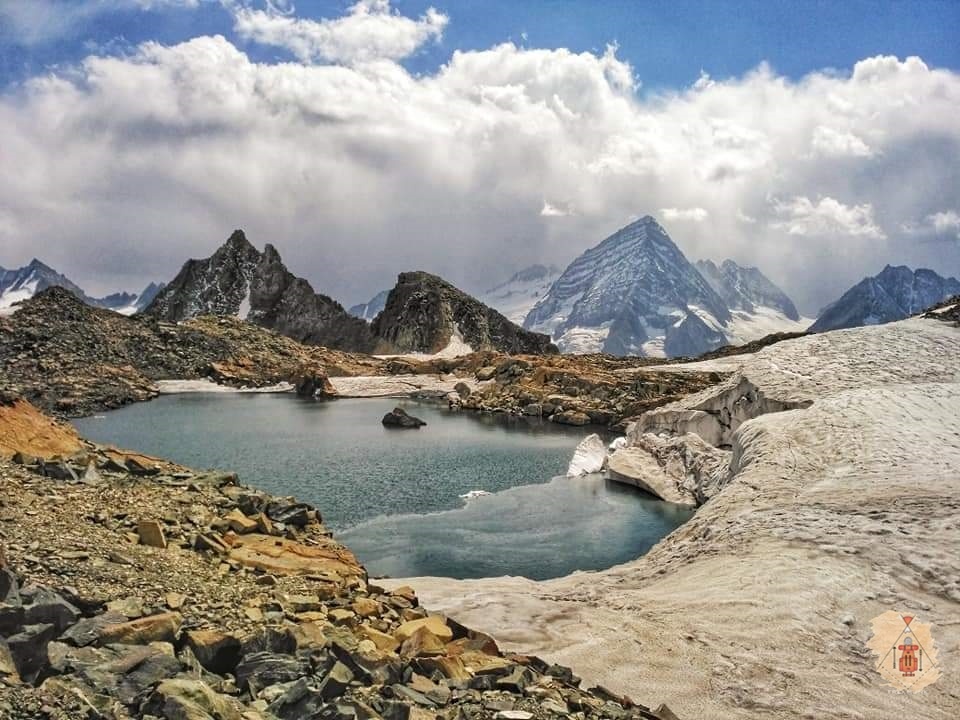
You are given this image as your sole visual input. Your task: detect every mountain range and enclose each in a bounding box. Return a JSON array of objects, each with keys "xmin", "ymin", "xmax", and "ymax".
[
  {"xmin": 0, "ymin": 259, "xmax": 162, "ymax": 316},
  {"xmin": 810, "ymin": 265, "xmax": 960, "ymax": 333},
  {"xmin": 144, "ymin": 231, "xmax": 555, "ymax": 356},
  {"xmin": 6, "ymin": 219, "xmax": 956, "ymax": 359}
]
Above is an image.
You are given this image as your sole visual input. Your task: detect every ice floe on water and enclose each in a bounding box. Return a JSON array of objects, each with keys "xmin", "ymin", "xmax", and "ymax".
[{"xmin": 566, "ymin": 433, "xmax": 608, "ymax": 476}]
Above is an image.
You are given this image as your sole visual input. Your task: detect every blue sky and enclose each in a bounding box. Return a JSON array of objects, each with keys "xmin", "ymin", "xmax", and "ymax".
[{"xmin": 2, "ymin": 1, "xmax": 959, "ymax": 91}]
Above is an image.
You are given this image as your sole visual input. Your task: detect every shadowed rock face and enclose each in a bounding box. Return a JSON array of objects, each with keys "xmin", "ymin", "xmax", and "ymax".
[
  {"xmin": 372, "ymin": 271, "xmax": 557, "ymax": 355},
  {"xmin": 696, "ymin": 259, "xmax": 800, "ymax": 321},
  {"xmin": 144, "ymin": 231, "xmax": 382, "ymax": 353},
  {"xmin": 146, "ymin": 233, "xmax": 551, "ymax": 356}
]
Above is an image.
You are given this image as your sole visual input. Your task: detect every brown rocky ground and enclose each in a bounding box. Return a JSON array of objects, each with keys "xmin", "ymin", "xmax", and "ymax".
[{"xmin": 0, "ymin": 402, "xmax": 680, "ymax": 720}]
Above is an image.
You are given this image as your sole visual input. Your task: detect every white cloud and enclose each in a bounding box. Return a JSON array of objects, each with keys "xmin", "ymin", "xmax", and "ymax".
[
  {"xmin": 902, "ymin": 210, "xmax": 960, "ymax": 239},
  {"xmin": 770, "ymin": 196, "xmax": 886, "ymax": 240},
  {"xmin": 0, "ymin": 3, "xmax": 957, "ymax": 314},
  {"xmin": 661, "ymin": 207, "xmax": 709, "ymax": 222},
  {"xmin": 541, "ymin": 201, "xmax": 574, "ymax": 217},
  {"xmin": 233, "ymin": 0, "xmax": 448, "ymax": 64},
  {"xmin": 811, "ymin": 125, "xmax": 874, "ymax": 158}
]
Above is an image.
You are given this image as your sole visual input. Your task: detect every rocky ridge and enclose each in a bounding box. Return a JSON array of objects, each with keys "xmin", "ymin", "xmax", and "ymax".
[
  {"xmin": 811, "ymin": 264, "xmax": 960, "ymax": 333},
  {"xmin": 0, "ymin": 287, "xmax": 385, "ymax": 417},
  {"xmin": 372, "ymin": 272, "xmax": 556, "ymax": 356},
  {"xmin": 0, "ymin": 260, "xmax": 162, "ymax": 316},
  {"xmin": 0, "ymin": 400, "xmax": 681, "ymax": 720},
  {"xmin": 145, "ymin": 231, "xmax": 383, "ymax": 353}
]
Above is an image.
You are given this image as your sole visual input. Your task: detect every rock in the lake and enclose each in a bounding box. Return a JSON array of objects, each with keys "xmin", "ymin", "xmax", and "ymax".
[
  {"xmin": 295, "ymin": 369, "xmax": 338, "ymax": 400},
  {"xmin": 381, "ymin": 407, "xmax": 426, "ymax": 429}
]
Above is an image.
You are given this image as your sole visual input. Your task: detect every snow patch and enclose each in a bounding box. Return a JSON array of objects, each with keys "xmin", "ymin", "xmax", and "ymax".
[
  {"xmin": 376, "ymin": 323, "xmax": 474, "ymax": 360},
  {"xmin": 157, "ymin": 379, "xmax": 294, "ymax": 394},
  {"xmin": 237, "ymin": 285, "xmax": 252, "ymax": 320}
]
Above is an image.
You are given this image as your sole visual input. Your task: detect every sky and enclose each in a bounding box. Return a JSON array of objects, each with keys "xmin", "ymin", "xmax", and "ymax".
[{"xmin": 0, "ymin": 0, "xmax": 959, "ymax": 314}]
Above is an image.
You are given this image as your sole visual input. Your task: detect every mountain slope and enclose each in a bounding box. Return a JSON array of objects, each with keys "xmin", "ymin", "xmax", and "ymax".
[
  {"xmin": 372, "ymin": 271, "xmax": 557, "ymax": 355},
  {"xmin": 0, "ymin": 259, "xmax": 91, "ymax": 312},
  {"xmin": 524, "ymin": 217, "xmax": 731, "ymax": 357},
  {"xmin": 810, "ymin": 265, "xmax": 960, "ymax": 333},
  {"xmin": 348, "ymin": 289, "xmax": 390, "ymax": 322},
  {"xmin": 694, "ymin": 258, "xmax": 809, "ymax": 345},
  {"xmin": 144, "ymin": 230, "xmax": 382, "ymax": 352},
  {"xmin": 0, "ymin": 259, "xmax": 161, "ymax": 316},
  {"xmin": 481, "ymin": 264, "xmax": 561, "ymax": 325},
  {"xmin": 695, "ymin": 259, "xmax": 799, "ymax": 320}
]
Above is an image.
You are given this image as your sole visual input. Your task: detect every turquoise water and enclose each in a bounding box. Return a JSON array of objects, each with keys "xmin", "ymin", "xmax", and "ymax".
[{"xmin": 74, "ymin": 394, "xmax": 691, "ymax": 580}]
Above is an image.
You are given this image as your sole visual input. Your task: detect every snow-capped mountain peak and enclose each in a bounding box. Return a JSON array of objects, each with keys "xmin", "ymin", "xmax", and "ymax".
[
  {"xmin": 811, "ymin": 265, "xmax": 960, "ymax": 332},
  {"xmin": 0, "ymin": 258, "xmax": 164, "ymax": 316},
  {"xmin": 524, "ymin": 216, "xmax": 732, "ymax": 356}
]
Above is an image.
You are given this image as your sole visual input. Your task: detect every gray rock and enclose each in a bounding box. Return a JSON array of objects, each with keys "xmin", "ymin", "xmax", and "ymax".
[
  {"xmin": 24, "ymin": 589, "xmax": 81, "ymax": 633},
  {"xmin": 6, "ymin": 622, "xmax": 57, "ymax": 682},
  {"xmin": 235, "ymin": 651, "xmax": 306, "ymax": 696}
]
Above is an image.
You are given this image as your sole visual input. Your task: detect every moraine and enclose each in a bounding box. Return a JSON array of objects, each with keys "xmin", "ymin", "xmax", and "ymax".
[{"xmin": 74, "ymin": 393, "xmax": 691, "ymax": 580}]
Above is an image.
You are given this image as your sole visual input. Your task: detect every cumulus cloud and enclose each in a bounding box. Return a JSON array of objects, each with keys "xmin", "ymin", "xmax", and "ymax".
[
  {"xmin": 661, "ymin": 207, "xmax": 709, "ymax": 222},
  {"xmin": 810, "ymin": 125, "xmax": 874, "ymax": 158},
  {"xmin": 0, "ymin": 2, "xmax": 958, "ymax": 314},
  {"xmin": 771, "ymin": 196, "xmax": 886, "ymax": 239},
  {"xmin": 233, "ymin": 0, "xmax": 448, "ymax": 64},
  {"xmin": 902, "ymin": 210, "xmax": 960, "ymax": 240}
]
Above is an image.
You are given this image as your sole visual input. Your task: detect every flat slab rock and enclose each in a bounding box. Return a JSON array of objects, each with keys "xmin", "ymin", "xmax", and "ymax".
[{"xmin": 227, "ymin": 533, "xmax": 364, "ymax": 580}]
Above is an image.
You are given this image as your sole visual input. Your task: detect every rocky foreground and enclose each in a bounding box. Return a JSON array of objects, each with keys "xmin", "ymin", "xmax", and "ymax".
[{"xmin": 0, "ymin": 396, "xmax": 681, "ymax": 720}]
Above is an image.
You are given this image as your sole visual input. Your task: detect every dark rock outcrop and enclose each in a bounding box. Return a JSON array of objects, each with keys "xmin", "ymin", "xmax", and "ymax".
[
  {"xmin": 372, "ymin": 271, "xmax": 557, "ymax": 355},
  {"xmin": 145, "ymin": 230, "xmax": 383, "ymax": 353},
  {"xmin": 381, "ymin": 407, "xmax": 427, "ymax": 428}
]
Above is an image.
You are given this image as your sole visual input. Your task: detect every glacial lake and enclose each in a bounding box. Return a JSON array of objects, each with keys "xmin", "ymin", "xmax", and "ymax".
[{"xmin": 74, "ymin": 394, "xmax": 692, "ymax": 580}]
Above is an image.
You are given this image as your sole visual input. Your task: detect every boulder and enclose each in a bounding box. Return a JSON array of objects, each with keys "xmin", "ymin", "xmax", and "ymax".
[
  {"xmin": 141, "ymin": 678, "xmax": 246, "ymax": 720},
  {"xmin": 6, "ymin": 622, "xmax": 57, "ymax": 683},
  {"xmin": 394, "ymin": 616, "xmax": 452, "ymax": 643},
  {"xmin": 137, "ymin": 519, "xmax": 167, "ymax": 549},
  {"xmin": 224, "ymin": 509, "xmax": 258, "ymax": 535},
  {"xmin": 295, "ymin": 370, "xmax": 338, "ymax": 400},
  {"xmin": 381, "ymin": 407, "xmax": 426, "ymax": 429},
  {"xmin": 185, "ymin": 629, "xmax": 243, "ymax": 676},
  {"xmin": 552, "ymin": 410, "xmax": 591, "ymax": 427},
  {"xmin": 264, "ymin": 501, "xmax": 313, "ymax": 527},
  {"xmin": 476, "ymin": 366, "xmax": 497, "ymax": 381},
  {"xmin": 453, "ymin": 382, "xmax": 472, "ymax": 399},
  {"xmin": 235, "ymin": 651, "xmax": 306, "ymax": 696},
  {"xmin": 96, "ymin": 611, "xmax": 182, "ymax": 646},
  {"xmin": 23, "ymin": 589, "xmax": 81, "ymax": 633}
]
